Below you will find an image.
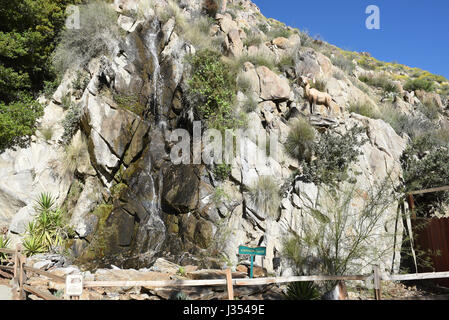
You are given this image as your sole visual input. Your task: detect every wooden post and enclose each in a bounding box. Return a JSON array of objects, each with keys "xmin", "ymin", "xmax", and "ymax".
[
  {"xmin": 225, "ymin": 269, "xmax": 234, "ymax": 301},
  {"xmin": 19, "ymin": 253, "xmax": 26, "ymax": 300},
  {"xmin": 373, "ymin": 265, "xmax": 382, "ymax": 300},
  {"xmin": 407, "ymin": 194, "xmax": 416, "ymax": 220}
]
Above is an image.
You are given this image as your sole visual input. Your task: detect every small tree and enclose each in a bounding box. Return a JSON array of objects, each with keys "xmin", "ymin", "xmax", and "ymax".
[{"xmin": 283, "ymin": 178, "xmax": 399, "ymax": 281}]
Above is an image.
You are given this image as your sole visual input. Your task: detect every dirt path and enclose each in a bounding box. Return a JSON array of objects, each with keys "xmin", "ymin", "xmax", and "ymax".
[{"xmin": 0, "ymin": 283, "xmax": 13, "ymax": 300}]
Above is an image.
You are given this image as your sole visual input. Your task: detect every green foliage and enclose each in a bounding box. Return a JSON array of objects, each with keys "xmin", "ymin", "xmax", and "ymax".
[
  {"xmin": 242, "ymin": 95, "xmax": 258, "ymax": 113},
  {"xmin": 61, "ymin": 102, "xmax": 82, "ymax": 144},
  {"xmin": 40, "ymin": 125, "xmax": 54, "ymax": 142},
  {"xmin": 359, "ymin": 73, "xmax": 399, "ymax": 94},
  {"xmin": 0, "ymin": 97, "xmax": 44, "ymax": 152},
  {"xmin": 235, "ymin": 52, "xmax": 277, "ymax": 71},
  {"xmin": 283, "ymin": 179, "xmax": 397, "ymax": 277},
  {"xmin": 177, "ymin": 266, "xmax": 186, "ymax": 277},
  {"xmin": 248, "ymin": 176, "xmax": 280, "ymax": 218},
  {"xmin": 23, "ymin": 192, "xmax": 72, "ymax": 257},
  {"xmin": 284, "ymin": 282, "xmax": 321, "ymax": 300},
  {"xmin": 331, "ymin": 54, "xmax": 355, "ymax": 74},
  {"xmin": 401, "ymin": 136, "xmax": 449, "ymax": 216},
  {"xmin": 72, "ymin": 70, "xmax": 90, "ymax": 94},
  {"xmin": 348, "ymin": 101, "xmax": 379, "ymax": 119},
  {"xmin": 404, "ymin": 78, "xmax": 436, "ymax": 92},
  {"xmin": 187, "ymin": 49, "xmax": 241, "ymax": 131},
  {"xmin": 243, "ymin": 30, "xmax": 264, "ymax": 47},
  {"xmin": 419, "ymin": 99, "xmax": 440, "ymax": 121},
  {"xmin": 0, "ymin": 0, "xmax": 80, "ymax": 104},
  {"xmin": 300, "ymin": 126, "xmax": 367, "ymax": 185},
  {"xmin": 267, "ymin": 27, "xmax": 293, "ymax": 40},
  {"xmin": 0, "ymin": 235, "xmax": 11, "ymax": 261},
  {"xmin": 113, "ymin": 93, "xmax": 145, "ymax": 116},
  {"xmin": 310, "ymin": 79, "xmax": 327, "ymax": 92},
  {"xmin": 53, "ymin": 0, "xmax": 121, "ymax": 75},
  {"xmin": 284, "ymin": 118, "xmax": 316, "ymax": 163},
  {"xmin": 213, "ymin": 164, "xmax": 232, "ymax": 181},
  {"xmin": 212, "ymin": 187, "xmax": 230, "ymax": 205}
]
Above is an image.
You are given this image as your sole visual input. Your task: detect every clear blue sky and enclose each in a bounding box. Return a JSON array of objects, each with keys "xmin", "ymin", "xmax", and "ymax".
[{"xmin": 253, "ymin": 0, "xmax": 449, "ymax": 79}]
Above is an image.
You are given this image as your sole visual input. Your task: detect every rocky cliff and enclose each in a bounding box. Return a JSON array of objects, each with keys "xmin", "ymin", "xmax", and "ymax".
[{"xmin": 1, "ymin": 0, "xmax": 448, "ymax": 276}]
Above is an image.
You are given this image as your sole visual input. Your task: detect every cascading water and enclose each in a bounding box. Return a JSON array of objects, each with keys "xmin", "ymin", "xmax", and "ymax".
[{"xmin": 144, "ymin": 18, "xmax": 165, "ymax": 128}]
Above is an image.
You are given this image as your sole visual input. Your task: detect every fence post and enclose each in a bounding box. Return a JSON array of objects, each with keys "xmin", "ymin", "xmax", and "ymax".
[
  {"xmin": 225, "ymin": 269, "xmax": 234, "ymax": 301},
  {"xmin": 373, "ymin": 265, "xmax": 382, "ymax": 300},
  {"xmin": 19, "ymin": 253, "xmax": 26, "ymax": 300}
]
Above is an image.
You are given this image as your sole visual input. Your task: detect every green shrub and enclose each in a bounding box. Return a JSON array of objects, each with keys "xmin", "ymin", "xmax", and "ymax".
[
  {"xmin": 53, "ymin": 0, "xmax": 121, "ymax": 75},
  {"xmin": 331, "ymin": 54, "xmax": 355, "ymax": 74},
  {"xmin": 419, "ymin": 100, "xmax": 440, "ymax": 121},
  {"xmin": 0, "ymin": 97, "xmax": 44, "ymax": 152},
  {"xmin": 187, "ymin": 49, "xmax": 240, "ymax": 131},
  {"xmin": 212, "ymin": 187, "xmax": 230, "ymax": 205},
  {"xmin": 267, "ymin": 27, "xmax": 293, "ymax": 40},
  {"xmin": 235, "ymin": 52, "xmax": 277, "ymax": 71},
  {"xmin": 348, "ymin": 101, "xmax": 379, "ymax": 119},
  {"xmin": 242, "ymin": 95, "xmax": 258, "ymax": 113},
  {"xmin": 401, "ymin": 141, "xmax": 449, "ymax": 216},
  {"xmin": 310, "ymin": 79, "xmax": 327, "ymax": 92},
  {"xmin": 243, "ymin": 31, "xmax": 264, "ymax": 47},
  {"xmin": 0, "ymin": 235, "xmax": 10, "ymax": 261},
  {"xmin": 301, "ymin": 126, "xmax": 367, "ymax": 185},
  {"xmin": 284, "ymin": 282, "xmax": 321, "ymax": 300},
  {"xmin": 61, "ymin": 102, "xmax": 82, "ymax": 144},
  {"xmin": 72, "ymin": 70, "xmax": 90, "ymax": 93},
  {"xmin": 213, "ymin": 164, "xmax": 232, "ymax": 181},
  {"xmin": 257, "ymin": 23, "xmax": 269, "ymax": 34},
  {"xmin": 23, "ymin": 192, "xmax": 72, "ymax": 256},
  {"xmin": 404, "ymin": 78, "xmax": 436, "ymax": 92},
  {"xmin": 284, "ymin": 118, "xmax": 316, "ymax": 162},
  {"xmin": 113, "ymin": 93, "xmax": 145, "ymax": 116},
  {"xmin": 359, "ymin": 73, "xmax": 398, "ymax": 94},
  {"xmin": 248, "ymin": 176, "xmax": 280, "ymax": 218}
]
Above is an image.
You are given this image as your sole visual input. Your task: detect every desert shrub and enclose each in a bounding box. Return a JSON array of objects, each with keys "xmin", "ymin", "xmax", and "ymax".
[
  {"xmin": 113, "ymin": 93, "xmax": 145, "ymax": 116},
  {"xmin": 61, "ymin": 102, "xmax": 82, "ymax": 144},
  {"xmin": 242, "ymin": 95, "xmax": 258, "ymax": 113},
  {"xmin": 212, "ymin": 187, "xmax": 230, "ymax": 205},
  {"xmin": 284, "ymin": 282, "xmax": 321, "ymax": 300},
  {"xmin": 187, "ymin": 49, "xmax": 240, "ymax": 131},
  {"xmin": 257, "ymin": 23, "xmax": 269, "ymax": 34},
  {"xmin": 300, "ymin": 126, "xmax": 367, "ymax": 185},
  {"xmin": 0, "ymin": 97, "xmax": 44, "ymax": 152},
  {"xmin": 404, "ymin": 78, "xmax": 436, "ymax": 92},
  {"xmin": 359, "ymin": 73, "xmax": 398, "ymax": 94},
  {"xmin": 235, "ymin": 52, "xmax": 277, "ymax": 71},
  {"xmin": 419, "ymin": 100, "xmax": 440, "ymax": 121},
  {"xmin": 243, "ymin": 31, "xmax": 264, "ymax": 47},
  {"xmin": 63, "ymin": 133, "xmax": 88, "ymax": 175},
  {"xmin": 267, "ymin": 27, "xmax": 293, "ymax": 39},
  {"xmin": 401, "ymin": 138, "xmax": 449, "ymax": 216},
  {"xmin": 283, "ymin": 179, "xmax": 398, "ymax": 277},
  {"xmin": 53, "ymin": 0, "xmax": 121, "ymax": 75},
  {"xmin": 213, "ymin": 164, "xmax": 232, "ymax": 181},
  {"xmin": 277, "ymin": 51, "xmax": 297, "ymax": 73},
  {"xmin": 61, "ymin": 94, "xmax": 72, "ymax": 110},
  {"xmin": 40, "ymin": 126, "xmax": 54, "ymax": 142},
  {"xmin": 72, "ymin": 70, "xmax": 90, "ymax": 93},
  {"xmin": 310, "ymin": 79, "xmax": 327, "ymax": 92},
  {"xmin": 236, "ymin": 76, "xmax": 253, "ymax": 95},
  {"xmin": 284, "ymin": 118, "xmax": 316, "ymax": 163},
  {"xmin": 248, "ymin": 176, "xmax": 280, "ymax": 218},
  {"xmin": 348, "ymin": 101, "xmax": 379, "ymax": 119},
  {"xmin": 331, "ymin": 54, "xmax": 355, "ymax": 74}
]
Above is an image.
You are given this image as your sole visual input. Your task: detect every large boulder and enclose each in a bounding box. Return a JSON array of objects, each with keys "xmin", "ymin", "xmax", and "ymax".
[{"xmin": 256, "ymin": 66, "xmax": 291, "ymax": 101}]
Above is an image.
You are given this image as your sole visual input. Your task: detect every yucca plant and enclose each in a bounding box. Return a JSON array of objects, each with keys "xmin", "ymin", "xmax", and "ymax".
[
  {"xmin": 35, "ymin": 192, "xmax": 56, "ymax": 213},
  {"xmin": 284, "ymin": 281, "xmax": 321, "ymax": 300},
  {"xmin": 23, "ymin": 236, "xmax": 45, "ymax": 257},
  {"xmin": 0, "ymin": 235, "xmax": 10, "ymax": 261}
]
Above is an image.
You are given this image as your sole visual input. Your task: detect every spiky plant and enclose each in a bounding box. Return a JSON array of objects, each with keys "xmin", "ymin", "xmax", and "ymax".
[
  {"xmin": 23, "ymin": 235, "xmax": 45, "ymax": 257},
  {"xmin": 35, "ymin": 192, "xmax": 55, "ymax": 213},
  {"xmin": 0, "ymin": 235, "xmax": 11, "ymax": 261},
  {"xmin": 284, "ymin": 282, "xmax": 321, "ymax": 300},
  {"xmin": 249, "ymin": 176, "xmax": 280, "ymax": 218},
  {"xmin": 284, "ymin": 118, "xmax": 316, "ymax": 163}
]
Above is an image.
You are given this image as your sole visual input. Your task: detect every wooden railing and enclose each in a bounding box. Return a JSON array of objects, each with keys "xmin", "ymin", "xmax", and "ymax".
[
  {"xmin": 0, "ymin": 245, "xmax": 65, "ymax": 300},
  {"xmin": 2, "ymin": 247, "xmax": 449, "ymax": 300}
]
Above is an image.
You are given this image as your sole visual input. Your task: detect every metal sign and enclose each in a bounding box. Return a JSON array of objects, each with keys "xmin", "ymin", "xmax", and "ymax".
[
  {"xmin": 239, "ymin": 246, "xmax": 266, "ymax": 256},
  {"xmin": 238, "ymin": 246, "xmax": 266, "ymax": 278},
  {"xmin": 65, "ymin": 275, "xmax": 83, "ymax": 297}
]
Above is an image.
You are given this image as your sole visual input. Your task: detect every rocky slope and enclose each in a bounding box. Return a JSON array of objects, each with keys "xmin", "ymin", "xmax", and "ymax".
[{"xmin": 1, "ymin": 0, "xmax": 448, "ymax": 278}]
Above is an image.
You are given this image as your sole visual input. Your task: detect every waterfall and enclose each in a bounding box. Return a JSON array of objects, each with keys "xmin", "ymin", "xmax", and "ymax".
[{"xmin": 144, "ymin": 18, "xmax": 165, "ymax": 128}]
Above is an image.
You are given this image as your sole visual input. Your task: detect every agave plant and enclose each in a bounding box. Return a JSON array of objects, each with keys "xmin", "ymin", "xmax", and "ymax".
[{"xmin": 284, "ymin": 281, "xmax": 321, "ymax": 300}]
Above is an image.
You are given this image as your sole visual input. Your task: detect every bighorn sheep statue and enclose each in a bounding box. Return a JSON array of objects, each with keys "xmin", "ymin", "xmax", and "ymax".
[{"xmin": 299, "ymin": 75, "xmax": 336, "ymax": 114}]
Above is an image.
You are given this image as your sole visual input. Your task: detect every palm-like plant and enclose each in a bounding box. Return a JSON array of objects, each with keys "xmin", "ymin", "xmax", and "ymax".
[
  {"xmin": 284, "ymin": 281, "xmax": 321, "ymax": 300},
  {"xmin": 23, "ymin": 236, "xmax": 45, "ymax": 257},
  {"xmin": 35, "ymin": 192, "xmax": 55, "ymax": 212},
  {"xmin": 0, "ymin": 235, "xmax": 10, "ymax": 261}
]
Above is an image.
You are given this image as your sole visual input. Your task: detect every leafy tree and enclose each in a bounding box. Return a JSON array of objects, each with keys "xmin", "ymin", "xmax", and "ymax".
[
  {"xmin": 0, "ymin": 0, "xmax": 81, "ymax": 103},
  {"xmin": 0, "ymin": 97, "xmax": 44, "ymax": 151}
]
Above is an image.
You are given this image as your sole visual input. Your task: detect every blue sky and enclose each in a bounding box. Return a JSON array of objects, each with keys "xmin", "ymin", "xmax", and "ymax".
[{"xmin": 252, "ymin": 0, "xmax": 449, "ymax": 79}]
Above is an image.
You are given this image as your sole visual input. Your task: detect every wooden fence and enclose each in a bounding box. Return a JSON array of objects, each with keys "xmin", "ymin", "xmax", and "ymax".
[
  {"xmin": 0, "ymin": 245, "xmax": 65, "ymax": 300},
  {"xmin": 2, "ymin": 245, "xmax": 449, "ymax": 300}
]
